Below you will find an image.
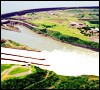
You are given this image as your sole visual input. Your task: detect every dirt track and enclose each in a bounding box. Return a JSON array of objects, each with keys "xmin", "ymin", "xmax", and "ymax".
[{"xmin": 1, "ymin": 65, "xmax": 32, "ymax": 81}]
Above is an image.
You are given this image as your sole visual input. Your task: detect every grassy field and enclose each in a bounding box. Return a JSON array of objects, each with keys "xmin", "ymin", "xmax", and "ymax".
[
  {"xmin": 26, "ymin": 19, "xmax": 89, "ymax": 41},
  {"xmin": 1, "ymin": 64, "xmax": 37, "ymax": 81},
  {"xmin": 21, "ymin": 8, "xmax": 99, "ymax": 50},
  {"xmin": 1, "ymin": 64, "xmax": 15, "ymax": 73},
  {"xmin": 8, "ymin": 67, "xmax": 29, "ymax": 75},
  {"xmin": 24, "ymin": 8, "xmax": 99, "ymax": 42},
  {"xmin": 31, "ymin": 65, "xmax": 37, "ymax": 73}
]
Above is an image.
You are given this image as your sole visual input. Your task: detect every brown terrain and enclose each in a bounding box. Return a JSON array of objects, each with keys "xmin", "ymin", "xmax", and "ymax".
[{"xmin": 88, "ymin": 36, "xmax": 99, "ymax": 43}]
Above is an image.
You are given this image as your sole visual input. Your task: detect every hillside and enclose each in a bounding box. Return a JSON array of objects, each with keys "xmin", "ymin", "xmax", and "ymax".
[{"xmin": 1, "ymin": 64, "xmax": 99, "ymax": 89}]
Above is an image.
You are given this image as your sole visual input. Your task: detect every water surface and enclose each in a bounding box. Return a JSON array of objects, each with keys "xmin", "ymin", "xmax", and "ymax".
[{"xmin": 1, "ymin": 25, "xmax": 99, "ymax": 76}]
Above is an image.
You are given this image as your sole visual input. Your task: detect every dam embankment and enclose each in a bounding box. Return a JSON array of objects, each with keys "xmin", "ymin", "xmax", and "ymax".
[{"xmin": 1, "ymin": 6, "xmax": 99, "ymax": 20}]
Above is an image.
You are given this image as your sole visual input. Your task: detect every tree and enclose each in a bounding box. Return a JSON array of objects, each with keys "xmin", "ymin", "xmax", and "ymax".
[{"xmin": 85, "ymin": 25, "xmax": 90, "ymax": 32}]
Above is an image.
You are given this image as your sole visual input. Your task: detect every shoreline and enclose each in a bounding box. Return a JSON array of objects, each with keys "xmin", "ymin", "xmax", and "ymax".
[
  {"xmin": 37, "ymin": 33, "xmax": 99, "ymax": 52},
  {"xmin": 1, "ymin": 27, "xmax": 21, "ymax": 33},
  {"xmin": 1, "ymin": 46, "xmax": 41, "ymax": 52},
  {"xmin": 16, "ymin": 21, "xmax": 99, "ymax": 52},
  {"xmin": 1, "ymin": 21, "xmax": 99, "ymax": 52}
]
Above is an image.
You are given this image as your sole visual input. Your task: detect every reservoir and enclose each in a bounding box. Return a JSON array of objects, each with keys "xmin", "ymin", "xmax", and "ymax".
[{"xmin": 1, "ymin": 25, "xmax": 99, "ymax": 76}]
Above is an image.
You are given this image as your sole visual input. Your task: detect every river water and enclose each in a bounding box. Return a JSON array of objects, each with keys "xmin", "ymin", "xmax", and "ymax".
[{"xmin": 1, "ymin": 25, "xmax": 99, "ymax": 76}]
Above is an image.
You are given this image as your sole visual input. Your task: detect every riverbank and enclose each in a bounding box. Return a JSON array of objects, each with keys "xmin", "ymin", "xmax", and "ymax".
[
  {"xmin": 37, "ymin": 33, "xmax": 99, "ymax": 52},
  {"xmin": 1, "ymin": 20, "xmax": 99, "ymax": 52},
  {"xmin": 1, "ymin": 38, "xmax": 41, "ymax": 52},
  {"xmin": 21, "ymin": 23, "xmax": 99, "ymax": 52},
  {"xmin": 1, "ymin": 24, "xmax": 21, "ymax": 32}
]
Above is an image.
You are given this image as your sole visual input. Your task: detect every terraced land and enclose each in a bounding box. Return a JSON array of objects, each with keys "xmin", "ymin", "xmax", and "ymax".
[{"xmin": 1, "ymin": 64, "xmax": 99, "ymax": 89}]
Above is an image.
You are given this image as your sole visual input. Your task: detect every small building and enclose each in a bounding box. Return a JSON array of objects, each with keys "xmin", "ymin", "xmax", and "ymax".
[
  {"xmin": 90, "ymin": 28, "xmax": 99, "ymax": 32},
  {"xmin": 94, "ymin": 28, "xmax": 99, "ymax": 32},
  {"xmin": 88, "ymin": 28, "xmax": 99, "ymax": 35},
  {"xmin": 69, "ymin": 21, "xmax": 86, "ymax": 28},
  {"xmin": 48, "ymin": 11, "xmax": 55, "ymax": 15}
]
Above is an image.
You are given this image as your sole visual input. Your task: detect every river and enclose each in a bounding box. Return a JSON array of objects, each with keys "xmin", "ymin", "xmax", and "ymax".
[{"xmin": 1, "ymin": 25, "xmax": 99, "ymax": 76}]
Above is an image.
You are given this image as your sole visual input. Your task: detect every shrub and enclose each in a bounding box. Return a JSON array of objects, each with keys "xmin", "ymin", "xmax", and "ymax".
[
  {"xmin": 1, "ymin": 70, "xmax": 47, "ymax": 89},
  {"xmin": 53, "ymin": 32, "xmax": 61, "ymax": 37},
  {"xmin": 1, "ymin": 43, "xmax": 6, "ymax": 47},
  {"xmin": 40, "ymin": 28, "xmax": 47, "ymax": 33}
]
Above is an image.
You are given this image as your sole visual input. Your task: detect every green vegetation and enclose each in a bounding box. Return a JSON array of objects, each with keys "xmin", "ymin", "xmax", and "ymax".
[
  {"xmin": 53, "ymin": 76, "xmax": 99, "ymax": 89},
  {"xmin": 21, "ymin": 8, "xmax": 99, "ymax": 50},
  {"xmin": 1, "ymin": 64, "xmax": 15, "ymax": 73},
  {"xmin": 1, "ymin": 39, "xmax": 21, "ymax": 48},
  {"xmin": 8, "ymin": 40, "xmax": 20, "ymax": 46},
  {"xmin": 29, "ymin": 26, "xmax": 99, "ymax": 49},
  {"xmin": 31, "ymin": 65, "xmax": 37, "ymax": 73},
  {"xmin": 1, "ymin": 70, "xmax": 47, "ymax": 89},
  {"xmin": 78, "ymin": 14, "xmax": 85, "ymax": 18},
  {"xmin": 90, "ymin": 9, "xmax": 99, "ymax": 12},
  {"xmin": 88, "ymin": 20, "xmax": 99, "ymax": 25},
  {"xmin": 1, "ymin": 39, "xmax": 38, "ymax": 51},
  {"xmin": 1, "ymin": 24, "xmax": 20, "ymax": 32},
  {"xmin": 1, "ymin": 43, "xmax": 6, "ymax": 47},
  {"xmin": 5, "ymin": 8, "xmax": 99, "ymax": 50},
  {"xmin": 24, "ymin": 73, "xmax": 59, "ymax": 89},
  {"xmin": 8, "ymin": 67, "xmax": 29, "ymax": 75},
  {"xmin": 1, "ymin": 64, "xmax": 99, "ymax": 89},
  {"xmin": 1, "ymin": 8, "xmax": 99, "ymax": 89}
]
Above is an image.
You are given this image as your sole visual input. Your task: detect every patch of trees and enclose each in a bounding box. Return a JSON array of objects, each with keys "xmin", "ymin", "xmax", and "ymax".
[
  {"xmin": 89, "ymin": 14, "xmax": 99, "ymax": 19},
  {"xmin": 1, "ymin": 43, "xmax": 6, "ymax": 47},
  {"xmin": 8, "ymin": 40, "xmax": 20, "ymax": 46},
  {"xmin": 1, "ymin": 39, "xmax": 12, "ymax": 47},
  {"xmin": 24, "ymin": 73, "xmax": 59, "ymax": 89},
  {"xmin": 90, "ymin": 9, "xmax": 99, "ymax": 12},
  {"xmin": 27, "ymin": 12, "xmax": 36, "ymax": 16},
  {"xmin": 78, "ymin": 14, "xmax": 85, "ymax": 18},
  {"xmin": 1, "ymin": 67, "xmax": 47, "ymax": 89},
  {"xmin": 79, "ymin": 27, "xmax": 92, "ymax": 37},
  {"xmin": 88, "ymin": 20, "xmax": 99, "ymax": 24},
  {"xmin": 53, "ymin": 76, "xmax": 99, "ymax": 89},
  {"xmin": 1, "ymin": 65, "xmax": 99, "ymax": 89},
  {"xmin": 89, "ymin": 14, "xmax": 99, "ymax": 16},
  {"xmin": 30, "ymin": 26, "xmax": 99, "ymax": 49},
  {"xmin": 41, "ymin": 24, "xmax": 57, "ymax": 28}
]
